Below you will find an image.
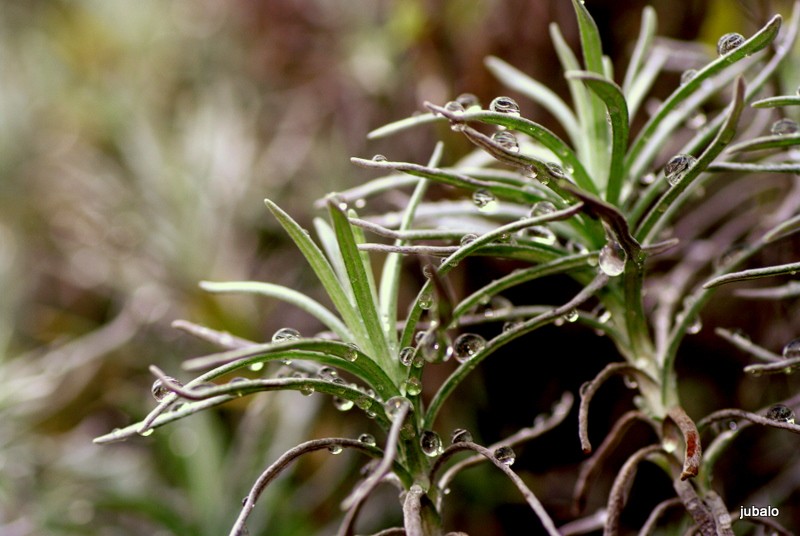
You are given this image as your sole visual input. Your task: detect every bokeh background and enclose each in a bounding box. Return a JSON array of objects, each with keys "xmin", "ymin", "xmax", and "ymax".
[{"xmin": 3, "ymin": 0, "xmax": 799, "ymax": 534}]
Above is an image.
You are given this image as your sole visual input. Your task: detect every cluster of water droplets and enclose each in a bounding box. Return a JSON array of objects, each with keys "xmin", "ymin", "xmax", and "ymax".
[
  {"xmin": 664, "ymin": 154, "xmax": 697, "ymax": 186},
  {"xmin": 716, "ymin": 32, "xmax": 745, "ymax": 56}
]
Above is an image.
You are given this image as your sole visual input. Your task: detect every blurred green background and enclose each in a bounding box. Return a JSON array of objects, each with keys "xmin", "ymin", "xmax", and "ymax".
[{"xmin": 3, "ymin": 0, "xmax": 798, "ymax": 534}]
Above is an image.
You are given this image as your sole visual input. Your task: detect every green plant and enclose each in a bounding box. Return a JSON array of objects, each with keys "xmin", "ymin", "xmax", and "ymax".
[{"xmin": 96, "ymin": 2, "xmax": 800, "ymax": 534}]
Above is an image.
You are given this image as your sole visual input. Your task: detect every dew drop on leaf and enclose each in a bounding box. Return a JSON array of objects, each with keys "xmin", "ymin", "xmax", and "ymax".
[
  {"xmin": 328, "ymin": 444, "xmax": 343, "ymax": 455},
  {"xmin": 418, "ymin": 291, "xmax": 434, "ymax": 310},
  {"xmin": 460, "ymin": 233, "xmax": 478, "ymax": 247},
  {"xmin": 248, "ymin": 362, "xmax": 264, "ymax": 372},
  {"xmin": 782, "ymin": 337, "xmax": 800, "ymax": 359},
  {"xmin": 358, "ymin": 433, "xmax": 376, "ymax": 446},
  {"xmin": 300, "ymin": 385, "xmax": 314, "ymax": 396},
  {"xmin": 680, "ymin": 69, "xmax": 697, "ymax": 85},
  {"xmin": 598, "ymin": 240, "xmax": 626, "ymax": 276},
  {"xmin": 318, "ymin": 366, "xmax": 338, "ymax": 381},
  {"xmin": 456, "ymin": 92, "xmax": 480, "ymax": 109},
  {"xmin": 664, "ymin": 154, "xmax": 696, "ymax": 186},
  {"xmin": 372, "ymin": 154, "xmax": 388, "ymax": 162},
  {"xmin": 420, "ymin": 430, "xmax": 443, "ymax": 457},
  {"xmin": 717, "ymin": 32, "xmax": 745, "ymax": 55},
  {"xmin": 489, "ymin": 96, "xmax": 520, "ymax": 116},
  {"xmin": 404, "ymin": 377, "xmax": 422, "ymax": 396},
  {"xmin": 453, "ymin": 333, "xmax": 486, "ymax": 363},
  {"xmin": 399, "ymin": 346, "xmax": 417, "ymax": 367},
  {"xmin": 770, "ymin": 118, "xmax": 799, "ymax": 136},
  {"xmin": 563, "ymin": 308, "xmax": 579, "ymax": 323},
  {"xmin": 139, "ymin": 428, "xmax": 154, "ymax": 437},
  {"xmin": 493, "ymin": 446, "xmax": 516, "ymax": 466},
  {"xmin": 384, "ymin": 396, "xmax": 411, "ymax": 419},
  {"xmin": 529, "ymin": 201, "xmax": 556, "ymax": 218},
  {"xmin": 525, "ymin": 225, "xmax": 557, "ymax": 245},
  {"xmin": 451, "ymin": 428, "xmax": 473, "ymax": 444},
  {"xmin": 344, "ymin": 342, "xmax": 359, "ymax": 362},
  {"xmin": 272, "ymin": 327, "xmax": 301, "ymax": 343},
  {"xmin": 546, "ymin": 162, "xmax": 566, "ymax": 180},
  {"xmin": 444, "ymin": 100, "xmax": 465, "ymax": 114},
  {"xmin": 152, "ymin": 377, "xmax": 182, "ymax": 401},
  {"xmin": 472, "ymin": 189, "xmax": 498, "ymax": 212},
  {"xmin": 333, "ymin": 397, "xmax": 354, "ymax": 411},
  {"xmin": 491, "ymin": 130, "xmax": 519, "ymax": 153},
  {"xmin": 503, "ymin": 319, "xmax": 523, "ymax": 332},
  {"xmin": 766, "ymin": 404, "xmax": 795, "ymax": 424}
]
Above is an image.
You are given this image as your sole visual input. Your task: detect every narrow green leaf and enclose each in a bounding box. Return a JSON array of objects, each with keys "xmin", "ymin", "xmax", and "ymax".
[
  {"xmin": 199, "ymin": 281, "xmax": 351, "ymax": 342},
  {"xmin": 484, "ymin": 56, "xmax": 581, "ymax": 147},
  {"xmin": 704, "ymin": 261, "xmax": 800, "ymax": 289},
  {"xmin": 378, "ymin": 143, "xmax": 441, "ymax": 352},
  {"xmin": 625, "ymin": 15, "xmax": 782, "ymax": 179},
  {"xmin": 264, "ymin": 200, "xmax": 365, "ymax": 343},
  {"xmin": 622, "ymin": 7, "xmax": 658, "ymax": 96},
  {"xmin": 327, "ymin": 198, "xmax": 396, "ymax": 376},
  {"xmin": 312, "ymin": 216, "xmax": 356, "ymax": 302},
  {"xmin": 707, "ymin": 162, "xmax": 800, "ymax": 174},
  {"xmin": 635, "ymin": 77, "xmax": 747, "ymax": 244},
  {"xmin": 367, "ymin": 112, "xmax": 440, "ymax": 139},
  {"xmin": 763, "ymin": 213, "xmax": 800, "ymax": 242},
  {"xmin": 752, "ymin": 95, "xmax": 800, "ymax": 108},
  {"xmin": 567, "ymin": 71, "xmax": 629, "ymax": 205},
  {"xmin": 727, "ymin": 133, "xmax": 800, "ymax": 153},
  {"xmin": 571, "ymin": 0, "xmax": 605, "ymax": 74},
  {"xmin": 626, "ymin": 48, "xmax": 666, "ymax": 119}
]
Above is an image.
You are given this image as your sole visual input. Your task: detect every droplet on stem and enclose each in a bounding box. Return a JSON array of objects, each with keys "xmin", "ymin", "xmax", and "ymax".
[
  {"xmin": 384, "ymin": 396, "xmax": 411, "ymax": 419},
  {"xmin": 782, "ymin": 338, "xmax": 800, "ymax": 359},
  {"xmin": 770, "ymin": 118, "xmax": 799, "ymax": 136},
  {"xmin": 491, "ymin": 131, "xmax": 519, "ymax": 153},
  {"xmin": 404, "ymin": 376, "xmax": 422, "ymax": 396},
  {"xmin": 717, "ymin": 32, "xmax": 745, "ymax": 56},
  {"xmin": 420, "ymin": 430, "xmax": 443, "ymax": 457},
  {"xmin": 333, "ymin": 397, "xmax": 354, "ymax": 411},
  {"xmin": 399, "ymin": 346, "xmax": 417, "ymax": 367},
  {"xmin": 472, "ymin": 189, "xmax": 498, "ymax": 212},
  {"xmin": 344, "ymin": 342, "xmax": 359, "ymax": 362},
  {"xmin": 680, "ymin": 69, "xmax": 697, "ymax": 85},
  {"xmin": 529, "ymin": 201, "xmax": 556, "ymax": 218},
  {"xmin": 493, "ymin": 446, "xmax": 516, "ymax": 466},
  {"xmin": 664, "ymin": 154, "xmax": 696, "ymax": 186},
  {"xmin": 272, "ymin": 327, "xmax": 301, "ymax": 343},
  {"xmin": 444, "ymin": 100, "xmax": 466, "ymax": 114},
  {"xmin": 372, "ymin": 154, "xmax": 388, "ymax": 162},
  {"xmin": 489, "ymin": 96, "xmax": 520, "ymax": 116},
  {"xmin": 328, "ymin": 444, "xmax": 343, "ymax": 455},
  {"xmin": 451, "ymin": 428, "xmax": 473, "ymax": 444},
  {"xmin": 455, "ymin": 93, "xmax": 480, "ymax": 110},
  {"xmin": 152, "ymin": 377, "xmax": 183, "ymax": 401},
  {"xmin": 418, "ymin": 291, "xmax": 433, "ymax": 310},
  {"xmin": 460, "ymin": 233, "xmax": 478, "ymax": 247},
  {"xmin": 766, "ymin": 404, "xmax": 795, "ymax": 424},
  {"xmin": 358, "ymin": 433, "xmax": 376, "ymax": 446},
  {"xmin": 598, "ymin": 240, "xmax": 626, "ymax": 277},
  {"xmin": 453, "ymin": 333, "xmax": 486, "ymax": 363}
]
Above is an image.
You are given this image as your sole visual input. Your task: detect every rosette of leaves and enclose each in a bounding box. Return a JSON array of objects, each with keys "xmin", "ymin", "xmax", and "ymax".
[{"xmin": 96, "ymin": 1, "xmax": 800, "ymax": 534}]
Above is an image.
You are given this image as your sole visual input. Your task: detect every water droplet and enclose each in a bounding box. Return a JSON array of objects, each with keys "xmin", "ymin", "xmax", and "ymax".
[
  {"xmin": 782, "ymin": 338, "xmax": 800, "ymax": 359},
  {"xmin": 355, "ymin": 394, "xmax": 372, "ymax": 410},
  {"xmin": 566, "ymin": 240, "xmax": 589, "ymax": 256},
  {"xmin": 680, "ymin": 69, "xmax": 697, "ymax": 85},
  {"xmin": 451, "ymin": 428, "xmax": 473, "ymax": 444},
  {"xmin": 455, "ymin": 93, "xmax": 480, "ymax": 110},
  {"xmin": 529, "ymin": 201, "xmax": 556, "ymax": 218},
  {"xmin": 453, "ymin": 333, "xmax": 486, "ymax": 363},
  {"xmin": 318, "ymin": 367, "xmax": 338, "ymax": 381},
  {"xmin": 472, "ymin": 189, "xmax": 498, "ymax": 212},
  {"xmin": 139, "ymin": 428, "xmax": 155, "ymax": 437},
  {"xmin": 766, "ymin": 404, "xmax": 795, "ymax": 424},
  {"xmin": 372, "ymin": 154, "xmax": 388, "ymax": 162},
  {"xmin": 272, "ymin": 327, "xmax": 301, "ymax": 343},
  {"xmin": 384, "ymin": 396, "xmax": 411, "ymax": 419},
  {"xmin": 460, "ymin": 233, "xmax": 478, "ymax": 247},
  {"xmin": 418, "ymin": 330, "xmax": 452, "ymax": 363},
  {"xmin": 503, "ymin": 319, "xmax": 523, "ymax": 332},
  {"xmin": 579, "ymin": 381, "xmax": 591, "ymax": 397},
  {"xmin": 623, "ymin": 375, "xmax": 638, "ymax": 389},
  {"xmin": 546, "ymin": 162, "xmax": 567, "ymax": 180},
  {"xmin": 493, "ymin": 446, "xmax": 516, "ymax": 466},
  {"xmin": 248, "ymin": 362, "xmax": 264, "ymax": 372},
  {"xmin": 399, "ymin": 346, "xmax": 416, "ymax": 367},
  {"xmin": 333, "ymin": 397, "xmax": 354, "ymax": 411},
  {"xmin": 344, "ymin": 342, "xmax": 359, "ymax": 362},
  {"xmin": 563, "ymin": 309, "xmax": 579, "ymax": 323},
  {"xmin": 664, "ymin": 154, "xmax": 696, "ymax": 186},
  {"xmin": 444, "ymin": 100, "xmax": 466, "ymax": 114},
  {"xmin": 717, "ymin": 32, "xmax": 745, "ymax": 56},
  {"xmin": 404, "ymin": 377, "xmax": 422, "ymax": 396},
  {"xmin": 328, "ymin": 444, "xmax": 343, "ymax": 455},
  {"xmin": 420, "ymin": 430, "xmax": 443, "ymax": 457},
  {"xmin": 686, "ymin": 316, "xmax": 703, "ymax": 334},
  {"xmin": 491, "ymin": 131, "xmax": 519, "ymax": 153},
  {"xmin": 422, "ymin": 264, "xmax": 435, "ymax": 279},
  {"xmin": 300, "ymin": 385, "xmax": 314, "ymax": 396},
  {"xmin": 598, "ymin": 240, "xmax": 626, "ymax": 276},
  {"xmin": 358, "ymin": 433, "xmax": 376, "ymax": 446},
  {"xmin": 418, "ymin": 291, "xmax": 434, "ymax": 310},
  {"xmin": 489, "ymin": 96, "xmax": 520, "ymax": 116},
  {"xmin": 771, "ymin": 118, "xmax": 799, "ymax": 136},
  {"xmin": 524, "ymin": 225, "xmax": 557, "ymax": 245},
  {"xmin": 152, "ymin": 377, "xmax": 182, "ymax": 401}
]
